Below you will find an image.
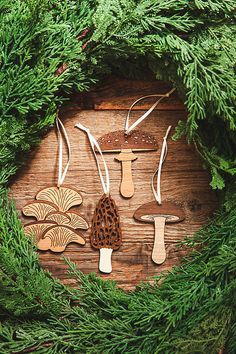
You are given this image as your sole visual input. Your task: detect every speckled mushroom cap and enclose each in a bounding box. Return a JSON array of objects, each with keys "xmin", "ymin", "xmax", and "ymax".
[
  {"xmin": 134, "ymin": 201, "xmax": 185, "ymax": 223},
  {"xmin": 97, "ymin": 130, "xmax": 158, "ymax": 152}
]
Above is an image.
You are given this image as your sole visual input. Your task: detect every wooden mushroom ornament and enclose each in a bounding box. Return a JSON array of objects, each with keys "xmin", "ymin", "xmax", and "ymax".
[
  {"xmin": 76, "ymin": 123, "xmax": 122, "ymax": 274},
  {"xmin": 37, "ymin": 225, "xmax": 85, "ymax": 252},
  {"xmin": 22, "ymin": 200, "xmax": 58, "ymax": 220},
  {"xmin": 36, "ymin": 186, "xmax": 82, "ymax": 212},
  {"xmin": 133, "ymin": 126, "xmax": 185, "ymax": 264},
  {"xmin": 91, "ymin": 194, "xmax": 122, "ymax": 273},
  {"xmin": 22, "ymin": 116, "xmax": 88, "ymax": 252},
  {"xmin": 22, "ymin": 186, "xmax": 88, "ymax": 252},
  {"xmin": 134, "ymin": 201, "xmax": 184, "ymax": 264},
  {"xmin": 97, "ymin": 130, "xmax": 158, "ymax": 198}
]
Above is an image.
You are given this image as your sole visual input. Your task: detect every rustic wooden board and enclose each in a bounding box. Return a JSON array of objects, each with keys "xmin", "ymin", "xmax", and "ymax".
[
  {"xmin": 74, "ymin": 76, "xmax": 185, "ymax": 111},
  {"xmin": 10, "ymin": 78, "xmax": 217, "ymax": 290}
]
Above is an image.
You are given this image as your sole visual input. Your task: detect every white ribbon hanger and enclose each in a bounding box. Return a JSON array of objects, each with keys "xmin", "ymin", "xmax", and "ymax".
[
  {"xmin": 75, "ymin": 123, "xmax": 110, "ymax": 195},
  {"xmin": 56, "ymin": 114, "xmax": 71, "ymax": 188},
  {"xmin": 124, "ymin": 88, "xmax": 176, "ymax": 135},
  {"xmin": 152, "ymin": 126, "xmax": 172, "ymax": 205}
]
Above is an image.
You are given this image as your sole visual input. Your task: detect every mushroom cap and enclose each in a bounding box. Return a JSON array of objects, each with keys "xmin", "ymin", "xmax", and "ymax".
[
  {"xmin": 65, "ymin": 211, "xmax": 89, "ymax": 230},
  {"xmin": 91, "ymin": 194, "xmax": 122, "ymax": 251},
  {"xmin": 45, "ymin": 211, "xmax": 71, "ymax": 225},
  {"xmin": 37, "ymin": 225, "xmax": 86, "ymax": 252},
  {"xmin": 22, "ymin": 201, "xmax": 58, "ymax": 220},
  {"xmin": 97, "ymin": 130, "xmax": 158, "ymax": 152},
  {"xmin": 134, "ymin": 200, "xmax": 185, "ymax": 224},
  {"xmin": 24, "ymin": 221, "xmax": 57, "ymax": 242},
  {"xmin": 36, "ymin": 186, "xmax": 83, "ymax": 212}
]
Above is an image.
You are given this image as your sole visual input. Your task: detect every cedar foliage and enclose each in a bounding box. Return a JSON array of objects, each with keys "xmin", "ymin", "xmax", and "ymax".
[{"xmin": 0, "ymin": 0, "xmax": 235, "ymax": 353}]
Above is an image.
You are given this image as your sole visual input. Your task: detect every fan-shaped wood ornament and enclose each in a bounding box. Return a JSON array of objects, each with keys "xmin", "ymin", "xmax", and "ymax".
[
  {"xmin": 22, "ymin": 201, "xmax": 58, "ymax": 220},
  {"xmin": 24, "ymin": 221, "xmax": 57, "ymax": 242},
  {"xmin": 45, "ymin": 211, "xmax": 71, "ymax": 225},
  {"xmin": 36, "ymin": 186, "xmax": 82, "ymax": 212},
  {"xmin": 37, "ymin": 225, "xmax": 86, "ymax": 252},
  {"xmin": 22, "ymin": 118, "xmax": 88, "ymax": 254},
  {"xmin": 66, "ymin": 211, "xmax": 89, "ymax": 230}
]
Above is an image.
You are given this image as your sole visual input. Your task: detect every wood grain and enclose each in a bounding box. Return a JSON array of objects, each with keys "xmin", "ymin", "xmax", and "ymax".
[
  {"xmin": 73, "ymin": 77, "xmax": 185, "ymax": 111},
  {"xmin": 10, "ymin": 78, "xmax": 218, "ymax": 290}
]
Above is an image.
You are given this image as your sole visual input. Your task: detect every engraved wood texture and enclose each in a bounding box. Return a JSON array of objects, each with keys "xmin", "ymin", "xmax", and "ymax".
[
  {"xmin": 24, "ymin": 221, "xmax": 57, "ymax": 242},
  {"xmin": 91, "ymin": 194, "xmax": 122, "ymax": 273},
  {"xmin": 66, "ymin": 211, "xmax": 89, "ymax": 229},
  {"xmin": 46, "ymin": 211, "xmax": 71, "ymax": 224},
  {"xmin": 22, "ymin": 201, "xmax": 58, "ymax": 220},
  {"xmin": 134, "ymin": 201, "xmax": 185, "ymax": 223},
  {"xmin": 11, "ymin": 77, "xmax": 218, "ymax": 290},
  {"xmin": 38, "ymin": 225, "xmax": 86, "ymax": 252},
  {"xmin": 91, "ymin": 194, "xmax": 122, "ymax": 250},
  {"xmin": 97, "ymin": 130, "xmax": 158, "ymax": 198},
  {"xmin": 97, "ymin": 130, "xmax": 158, "ymax": 152},
  {"xmin": 36, "ymin": 186, "xmax": 82, "ymax": 212},
  {"xmin": 134, "ymin": 201, "xmax": 185, "ymax": 264},
  {"xmin": 22, "ymin": 186, "xmax": 88, "ymax": 253}
]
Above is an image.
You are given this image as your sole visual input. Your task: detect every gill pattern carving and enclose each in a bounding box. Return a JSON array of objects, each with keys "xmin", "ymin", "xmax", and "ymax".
[{"xmin": 36, "ymin": 187, "xmax": 82, "ymax": 212}]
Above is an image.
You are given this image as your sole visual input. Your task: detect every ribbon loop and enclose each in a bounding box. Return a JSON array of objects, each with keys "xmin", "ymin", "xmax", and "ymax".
[
  {"xmin": 75, "ymin": 123, "xmax": 110, "ymax": 195},
  {"xmin": 56, "ymin": 115, "xmax": 71, "ymax": 188},
  {"xmin": 152, "ymin": 126, "xmax": 172, "ymax": 205},
  {"xmin": 124, "ymin": 88, "xmax": 176, "ymax": 135}
]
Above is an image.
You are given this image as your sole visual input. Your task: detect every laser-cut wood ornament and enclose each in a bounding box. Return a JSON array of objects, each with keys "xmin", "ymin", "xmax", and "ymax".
[
  {"xmin": 76, "ymin": 123, "xmax": 122, "ymax": 274},
  {"xmin": 36, "ymin": 186, "xmax": 82, "ymax": 212},
  {"xmin": 24, "ymin": 221, "xmax": 58, "ymax": 242},
  {"xmin": 97, "ymin": 130, "xmax": 158, "ymax": 198},
  {"xmin": 91, "ymin": 194, "xmax": 122, "ymax": 273},
  {"xmin": 22, "ymin": 116, "xmax": 88, "ymax": 252},
  {"xmin": 133, "ymin": 126, "xmax": 185, "ymax": 264},
  {"xmin": 65, "ymin": 211, "xmax": 89, "ymax": 230},
  {"xmin": 22, "ymin": 200, "xmax": 58, "ymax": 220},
  {"xmin": 134, "ymin": 201, "xmax": 184, "ymax": 264},
  {"xmin": 37, "ymin": 225, "xmax": 85, "ymax": 252},
  {"xmin": 96, "ymin": 89, "xmax": 176, "ymax": 198}
]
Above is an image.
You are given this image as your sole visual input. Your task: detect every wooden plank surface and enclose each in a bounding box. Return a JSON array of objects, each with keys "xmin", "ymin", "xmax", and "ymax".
[
  {"xmin": 10, "ymin": 78, "xmax": 217, "ymax": 290},
  {"xmin": 72, "ymin": 76, "xmax": 185, "ymax": 111}
]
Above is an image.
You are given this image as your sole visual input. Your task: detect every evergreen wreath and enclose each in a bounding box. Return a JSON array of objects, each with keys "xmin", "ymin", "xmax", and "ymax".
[{"xmin": 0, "ymin": 0, "xmax": 235, "ymax": 353}]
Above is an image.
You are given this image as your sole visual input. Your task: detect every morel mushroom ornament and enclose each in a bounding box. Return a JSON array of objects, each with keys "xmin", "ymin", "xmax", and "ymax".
[
  {"xmin": 22, "ymin": 116, "xmax": 88, "ymax": 252},
  {"xmin": 134, "ymin": 126, "xmax": 185, "ymax": 264},
  {"xmin": 76, "ymin": 123, "xmax": 122, "ymax": 274}
]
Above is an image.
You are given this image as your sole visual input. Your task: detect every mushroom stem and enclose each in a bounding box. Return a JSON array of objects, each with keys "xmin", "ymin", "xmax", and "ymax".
[
  {"xmin": 152, "ymin": 216, "xmax": 167, "ymax": 264},
  {"xmin": 99, "ymin": 248, "xmax": 113, "ymax": 273},
  {"xmin": 115, "ymin": 149, "xmax": 137, "ymax": 198}
]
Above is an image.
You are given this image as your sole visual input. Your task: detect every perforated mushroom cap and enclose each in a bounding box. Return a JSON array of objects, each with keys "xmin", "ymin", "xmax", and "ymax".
[
  {"xmin": 97, "ymin": 130, "xmax": 158, "ymax": 152},
  {"xmin": 134, "ymin": 201, "xmax": 185, "ymax": 223},
  {"xmin": 91, "ymin": 194, "xmax": 122, "ymax": 251}
]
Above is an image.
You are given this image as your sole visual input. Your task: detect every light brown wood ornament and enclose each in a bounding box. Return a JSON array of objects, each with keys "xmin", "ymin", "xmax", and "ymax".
[
  {"xmin": 91, "ymin": 194, "xmax": 122, "ymax": 273},
  {"xmin": 22, "ymin": 186, "xmax": 88, "ymax": 252},
  {"xmin": 97, "ymin": 130, "xmax": 158, "ymax": 198},
  {"xmin": 134, "ymin": 201, "xmax": 185, "ymax": 264}
]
